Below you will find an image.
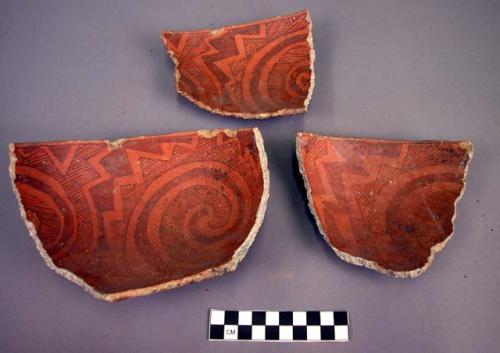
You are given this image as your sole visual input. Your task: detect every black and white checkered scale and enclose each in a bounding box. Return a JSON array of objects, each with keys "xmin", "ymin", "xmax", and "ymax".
[{"xmin": 209, "ymin": 309, "xmax": 349, "ymax": 342}]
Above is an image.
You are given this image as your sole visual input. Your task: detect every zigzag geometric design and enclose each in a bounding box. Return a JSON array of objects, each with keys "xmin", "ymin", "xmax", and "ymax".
[
  {"xmin": 162, "ymin": 10, "xmax": 315, "ymax": 118},
  {"xmin": 297, "ymin": 133, "xmax": 473, "ymax": 277},
  {"xmin": 10, "ymin": 128, "xmax": 269, "ymax": 300}
]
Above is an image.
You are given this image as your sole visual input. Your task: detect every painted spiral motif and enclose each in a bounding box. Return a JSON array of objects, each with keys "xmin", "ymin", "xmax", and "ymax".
[
  {"xmin": 12, "ymin": 129, "xmax": 266, "ymax": 294},
  {"xmin": 297, "ymin": 134, "xmax": 472, "ymax": 275},
  {"xmin": 162, "ymin": 10, "xmax": 314, "ymax": 117},
  {"xmin": 125, "ymin": 162, "xmax": 253, "ymax": 284}
]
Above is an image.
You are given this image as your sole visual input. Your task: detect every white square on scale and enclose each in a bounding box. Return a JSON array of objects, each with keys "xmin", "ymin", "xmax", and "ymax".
[
  {"xmin": 307, "ymin": 326, "xmax": 321, "ymax": 340},
  {"xmin": 320, "ymin": 311, "xmax": 334, "ymax": 325},
  {"xmin": 266, "ymin": 311, "xmax": 280, "ymax": 325},
  {"xmin": 279, "ymin": 326, "xmax": 293, "ymax": 341},
  {"xmin": 238, "ymin": 311, "xmax": 252, "ymax": 325},
  {"xmin": 223, "ymin": 325, "xmax": 238, "ymax": 340},
  {"xmin": 335, "ymin": 325, "xmax": 349, "ymax": 341},
  {"xmin": 210, "ymin": 310, "xmax": 225, "ymax": 325},
  {"xmin": 293, "ymin": 311, "xmax": 307, "ymax": 325},
  {"xmin": 252, "ymin": 325, "xmax": 265, "ymax": 340}
]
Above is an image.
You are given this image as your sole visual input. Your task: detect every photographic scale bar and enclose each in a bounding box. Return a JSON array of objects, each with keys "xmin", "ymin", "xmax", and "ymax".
[{"xmin": 208, "ymin": 309, "xmax": 349, "ymax": 342}]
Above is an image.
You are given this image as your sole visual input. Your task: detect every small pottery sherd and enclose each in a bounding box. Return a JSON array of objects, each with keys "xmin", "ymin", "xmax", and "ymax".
[
  {"xmin": 10, "ymin": 128, "xmax": 269, "ymax": 301},
  {"xmin": 162, "ymin": 10, "xmax": 315, "ymax": 119},
  {"xmin": 297, "ymin": 132, "xmax": 473, "ymax": 277}
]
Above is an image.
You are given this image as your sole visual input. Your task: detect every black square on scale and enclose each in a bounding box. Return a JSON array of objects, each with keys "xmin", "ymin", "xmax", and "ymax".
[
  {"xmin": 252, "ymin": 311, "xmax": 266, "ymax": 325},
  {"xmin": 265, "ymin": 326, "xmax": 279, "ymax": 340},
  {"xmin": 238, "ymin": 325, "xmax": 252, "ymax": 340},
  {"xmin": 306, "ymin": 311, "xmax": 321, "ymax": 325},
  {"xmin": 334, "ymin": 311, "xmax": 348, "ymax": 325},
  {"xmin": 209, "ymin": 325, "xmax": 224, "ymax": 340},
  {"xmin": 293, "ymin": 326, "xmax": 307, "ymax": 340},
  {"xmin": 224, "ymin": 311, "xmax": 238, "ymax": 325},
  {"xmin": 279, "ymin": 311, "xmax": 293, "ymax": 325},
  {"xmin": 321, "ymin": 325, "xmax": 335, "ymax": 340}
]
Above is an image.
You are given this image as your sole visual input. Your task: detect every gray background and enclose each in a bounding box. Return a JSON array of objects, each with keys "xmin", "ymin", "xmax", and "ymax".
[{"xmin": 1, "ymin": 0, "xmax": 499, "ymax": 352}]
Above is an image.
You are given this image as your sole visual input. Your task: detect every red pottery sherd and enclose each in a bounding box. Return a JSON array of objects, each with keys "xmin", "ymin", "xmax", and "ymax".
[
  {"xmin": 162, "ymin": 10, "xmax": 315, "ymax": 119},
  {"xmin": 297, "ymin": 132, "xmax": 473, "ymax": 277},
  {"xmin": 10, "ymin": 128, "xmax": 269, "ymax": 300}
]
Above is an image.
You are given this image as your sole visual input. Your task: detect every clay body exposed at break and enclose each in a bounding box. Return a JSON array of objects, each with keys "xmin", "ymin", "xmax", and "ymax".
[
  {"xmin": 297, "ymin": 133, "xmax": 473, "ymax": 277},
  {"xmin": 162, "ymin": 10, "xmax": 315, "ymax": 119},
  {"xmin": 10, "ymin": 128, "xmax": 270, "ymax": 301}
]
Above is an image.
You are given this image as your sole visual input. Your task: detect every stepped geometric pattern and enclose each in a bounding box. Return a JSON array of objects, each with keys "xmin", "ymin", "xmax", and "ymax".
[
  {"xmin": 297, "ymin": 133, "xmax": 472, "ymax": 277},
  {"xmin": 10, "ymin": 129, "xmax": 268, "ymax": 300},
  {"xmin": 162, "ymin": 10, "xmax": 314, "ymax": 118}
]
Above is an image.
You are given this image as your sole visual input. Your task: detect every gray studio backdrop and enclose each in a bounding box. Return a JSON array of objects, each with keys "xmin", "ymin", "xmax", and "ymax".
[{"xmin": 1, "ymin": 1, "xmax": 499, "ymax": 352}]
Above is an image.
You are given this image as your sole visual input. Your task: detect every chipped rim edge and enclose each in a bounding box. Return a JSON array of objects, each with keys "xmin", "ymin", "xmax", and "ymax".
[
  {"xmin": 303, "ymin": 10, "xmax": 316, "ymax": 112},
  {"xmin": 9, "ymin": 127, "xmax": 270, "ymax": 301},
  {"xmin": 295, "ymin": 132, "xmax": 474, "ymax": 278},
  {"xmin": 161, "ymin": 9, "xmax": 315, "ymax": 119}
]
